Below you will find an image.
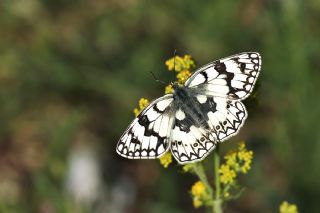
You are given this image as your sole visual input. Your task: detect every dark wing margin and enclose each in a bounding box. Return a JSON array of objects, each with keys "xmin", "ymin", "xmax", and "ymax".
[
  {"xmin": 185, "ymin": 52, "xmax": 261, "ymax": 100},
  {"xmin": 116, "ymin": 94, "xmax": 175, "ymax": 159}
]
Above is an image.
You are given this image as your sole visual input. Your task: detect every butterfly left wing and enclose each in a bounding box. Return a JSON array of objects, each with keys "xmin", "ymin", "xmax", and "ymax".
[
  {"xmin": 185, "ymin": 52, "xmax": 261, "ymax": 100},
  {"xmin": 116, "ymin": 95, "xmax": 175, "ymax": 159}
]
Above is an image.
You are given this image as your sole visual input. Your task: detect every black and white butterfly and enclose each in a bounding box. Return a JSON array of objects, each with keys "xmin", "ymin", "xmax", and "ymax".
[{"xmin": 116, "ymin": 52, "xmax": 261, "ymax": 164}]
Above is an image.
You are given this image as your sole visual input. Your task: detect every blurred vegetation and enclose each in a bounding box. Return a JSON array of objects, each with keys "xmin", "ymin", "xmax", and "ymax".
[{"xmin": 0, "ymin": 0, "xmax": 320, "ymax": 212}]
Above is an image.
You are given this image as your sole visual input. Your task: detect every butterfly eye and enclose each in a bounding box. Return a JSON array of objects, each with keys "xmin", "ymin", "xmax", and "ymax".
[{"xmin": 223, "ymin": 121, "xmax": 227, "ymax": 125}]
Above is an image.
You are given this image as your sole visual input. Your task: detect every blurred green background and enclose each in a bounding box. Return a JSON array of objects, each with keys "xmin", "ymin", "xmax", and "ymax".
[{"xmin": 1, "ymin": 0, "xmax": 320, "ymax": 212}]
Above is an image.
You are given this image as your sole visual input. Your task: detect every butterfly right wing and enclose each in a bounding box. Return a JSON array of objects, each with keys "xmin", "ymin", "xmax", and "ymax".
[
  {"xmin": 116, "ymin": 95, "xmax": 175, "ymax": 159},
  {"xmin": 185, "ymin": 52, "xmax": 261, "ymax": 100}
]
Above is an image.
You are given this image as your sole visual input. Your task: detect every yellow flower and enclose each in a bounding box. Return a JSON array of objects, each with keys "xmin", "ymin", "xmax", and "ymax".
[
  {"xmin": 222, "ymin": 142, "xmax": 254, "ymax": 175},
  {"xmin": 280, "ymin": 201, "xmax": 299, "ymax": 213},
  {"xmin": 225, "ymin": 151, "xmax": 239, "ymax": 169},
  {"xmin": 191, "ymin": 181, "xmax": 206, "ymax": 197},
  {"xmin": 177, "ymin": 70, "xmax": 192, "ymax": 84},
  {"xmin": 193, "ymin": 197, "xmax": 203, "ymax": 208},
  {"xmin": 238, "ymin": 149, "xmax": 253, "ymax": 162},
  {"xmin": 182, "ymin": 55, "xmax": 196, "ymax": 69},
  {"xmin": 238, "ymin": 141, "xmax": 246, "ymax": 150},
  {"xmin": 159, "ymin": 152, "xmax": 172, "ymax": 168},
  {"xmin": 224, "ymin": 192, "xmax": 230, "ymax": 199},
  {"xmin": 190, "ymin": 181, "xmax": 208, "ymax": 208},
  {"xmin": 165, "ymin": 55, "xmax": 195, "ymax": 72},
  {"xmin": 165, "ymin": 54, "xmax": 195, "ymax": 89},
  {"xmin": 165, "ymin": 58, "xmax": 175, "ymax": 71},
  {"xmin": 133, "ymin": 98, "xmax": 150, "ymax": 117},
  {"xmin": 182, "ymin": 164, "xmax": 194, "ymax": 173},
  {"xmin": 139, "ymin": 98, "xmax": 149, "ymax": 110},
  {"xmin": 238, "ymin": 150, "xmax": 253, "ymax": 173},
  {"xmin": 219, "ymin": 164, "xmax": 236, "ymax": 184},
  {"xmin": 164, "ymin": 84, "xmax": 173, "ymax": 94},
  {"xmin": 237, "ymin": 142, "xmax": 253, "ymax": 174}
]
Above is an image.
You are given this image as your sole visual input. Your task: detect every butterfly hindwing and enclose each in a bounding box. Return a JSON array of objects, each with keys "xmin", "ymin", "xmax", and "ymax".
[
  {"xmin": 185, "ymin": 52, "xmax": 261, "ymax": 100},
  {"xmin": 170, "ymin": 107, "xmax": 216, "ymax": 164},
  {"xmin": 116, "ymin": 95, "xmax": 174, "ymax": 159},
  {"xmin": 170, "ymin": 95, "xmax": 247, "ymax": 164},
  {"xmin": 203, "ymin": 96, "xmax": 247, "ymax": 141}
]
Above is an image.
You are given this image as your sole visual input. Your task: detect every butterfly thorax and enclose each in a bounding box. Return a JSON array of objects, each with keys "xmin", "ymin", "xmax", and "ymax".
[
  {"xmin": 172, "ymin": 85, "xmax": 210, "ymax": 128},
  {"xmin": 172, "ymin": 84, "xmax": 188, "ymax": 100}
]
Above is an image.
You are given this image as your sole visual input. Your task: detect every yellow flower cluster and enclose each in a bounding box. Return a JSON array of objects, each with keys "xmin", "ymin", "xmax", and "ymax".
[
  {"xmin": 191, "ymin": 181, "xmax": 207, "ymax": 208},
  {"xmin": 164, "ymin": 84, "xmax": 173, "ymax": 94},
  {"xmin": 159, "ymin": 152, "xmax": 172, "ymax": 168},
  {"xmin": 219, "ymin": 164, "xmax": 236, "ymax": 184},
  {"xmin": 133, "ymin": 98, "xmax": 150, "ymax": 117},
  {"xmin": 191, "ymin": 181, "xmax": 206, "ymax": 196},
  {"xmin": 164, "ymin": 55, "xmax": 196, "ymax": 91},
  {"xmin": 219, "ymin": 142, "xmax": 253, "ymax": 184},
  {"xmin": 176, "ymin": 70, "xmax": 192, "ymax": 84},
  {"xmin": 238, "ymin": 143, "xmax": 253, "ymax": 173},
  {"xmin": 165, "ymin": 55, "xmax": 195, "ymax": 72},
  {"xmin": 280, "ymin": 201, "xmax": 299, "ymax": 213}
]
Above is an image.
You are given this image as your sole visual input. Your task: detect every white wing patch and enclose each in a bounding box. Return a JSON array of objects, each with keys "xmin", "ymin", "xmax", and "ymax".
[
  {"xmin": 116, "ymin": 95, "xmax": 174, "ymax": 159},
  {"xmin": 196, "ymin": 95, "xmax": 207, "ymax": 104},
  {"xmin": 175, "ymin": 109, "xmax": 186, "ymax": 120}
]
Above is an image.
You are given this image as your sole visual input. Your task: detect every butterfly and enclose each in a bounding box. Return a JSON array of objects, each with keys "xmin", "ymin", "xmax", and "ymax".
[{"xmin": 116, "ymin": 52, "xmax": 261, "ymax": 164}]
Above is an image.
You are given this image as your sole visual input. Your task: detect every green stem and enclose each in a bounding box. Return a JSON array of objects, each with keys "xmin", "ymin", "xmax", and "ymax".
[
  {"xmin": 193, "ymin": 163, "xmax": 214, "ymax": 198},
  {"xmin": 213, "ymin": 145, "xmax": 223, "ymax": 213},
  {"xmin": 214, "ymin": 146, "xmax": 221, "ymax": 199}
]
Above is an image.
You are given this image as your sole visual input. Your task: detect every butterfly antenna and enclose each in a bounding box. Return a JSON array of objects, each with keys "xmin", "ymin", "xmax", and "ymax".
[
  {"xmin": 150, "ymin": 71, "xmax": 166, "ymax": 85},
  {"xmin": 172, "ymin": 49, "xmax": 177, "ymax": 83}
]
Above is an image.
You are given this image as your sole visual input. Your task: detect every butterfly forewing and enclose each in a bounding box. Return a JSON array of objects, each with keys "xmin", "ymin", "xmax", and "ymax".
[
  {"xmin": 185, "ymin": 52, "xmax": 261, "ymax": 100},
  {"xmin": 116, "ymin": 95, "xmax": 175, "ymax": 159}
]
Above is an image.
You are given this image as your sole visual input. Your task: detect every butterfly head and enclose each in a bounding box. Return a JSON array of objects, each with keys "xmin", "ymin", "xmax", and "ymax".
[
  {"xmin": 171, "ymin": 82, "xmax": 188, "ymax": 99},
  {"xmin": 171, "ymin": 82, "xmax": 181, "ymax": 90}
]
